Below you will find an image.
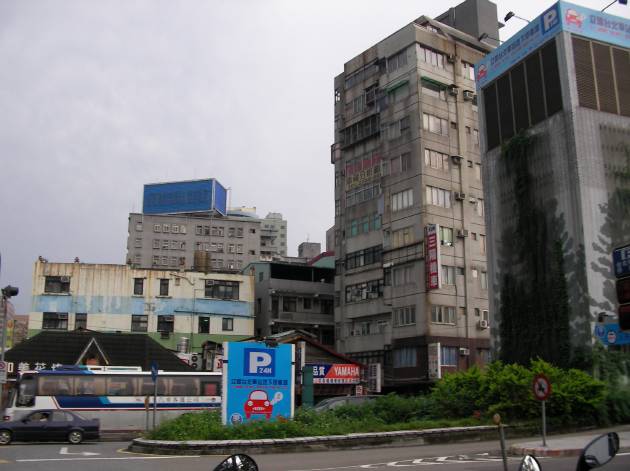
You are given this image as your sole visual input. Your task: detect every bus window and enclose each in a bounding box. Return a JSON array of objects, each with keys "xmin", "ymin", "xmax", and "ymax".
[
  {"xmin": 38, "ymin": 376, "xmax": 74, "ymax": 396},
  {"xmin": 17, "ymin": 376, "xmax": 36, "ymax": 407},
  {"xmin": 201, "ymin": 381, "xmax": 220, "ymax": 396},
  {"xmin": 75, "ymin": 377, "xmax": 106, "ymax": 396},
  {"xmin": 106, "ymin": 376, "xmax": 136, "ymax": 396},
  {"xmin": 140, "ymin": 377, "xmax": 167, "ymax": 395},
  {"xmin": 169, "ymin": 377, "xmax": 200, "ymax": 396}
]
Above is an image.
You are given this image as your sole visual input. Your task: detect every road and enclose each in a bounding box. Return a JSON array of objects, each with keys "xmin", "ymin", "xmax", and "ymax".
[{"xmin": 0, "ymin": 439, "xmax": 629, "ymax": 471}]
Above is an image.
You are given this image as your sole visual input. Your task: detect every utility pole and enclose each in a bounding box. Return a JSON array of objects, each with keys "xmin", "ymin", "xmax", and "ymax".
[{"xmin": 0, "ymin": 285, "xmax": 19, "ymax": 413}]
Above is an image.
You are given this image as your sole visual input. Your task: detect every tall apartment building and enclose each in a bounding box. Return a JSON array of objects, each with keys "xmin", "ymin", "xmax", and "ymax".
[
  {"xmin": 126, "ymin": 179, "xmax": 288, "ymax": 271},
  {"xmin": 332, "ymin": 0, "xmax": 497, "ymax": 391},
  {"xmin": 477, "ymin": 2, "xmax": 630, "ymax": 363}
]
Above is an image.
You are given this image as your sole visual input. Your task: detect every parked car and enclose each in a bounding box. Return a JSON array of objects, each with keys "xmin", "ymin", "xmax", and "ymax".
[
  {"xmin": 0, "ymin": 409, "xmax": 99, "ymax": 445},
  {"xmin": 313, "ymin": 395, "xmax": 380, "ymax": 412}
]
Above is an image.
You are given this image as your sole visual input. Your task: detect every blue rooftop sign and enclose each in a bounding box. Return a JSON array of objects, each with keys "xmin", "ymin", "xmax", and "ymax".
[
  {"xmin": 142, "ymin": 179, "xmax": 227, "ymax": 215},
  {"xmin": 613, "ymin": 244, "xmax": 630, "ymax": 279},
  {"xmin": 476, "ymin": 1, "xmax": 630, "ymax": 88}
]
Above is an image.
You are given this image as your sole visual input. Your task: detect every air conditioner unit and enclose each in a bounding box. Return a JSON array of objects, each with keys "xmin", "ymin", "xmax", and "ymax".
[
  {"xmin": 451, "ymin": 155, "xmax": 463, "ymax": 165},
  {"xmin": 457, "ymin": 229, "xmax": 469, "ymax": 238},
  {"xmin": 463, "ymin": 90, "xmax": 476, "ymax": 101},
  {"xmin": 454, "ymin": 192, "xmax": 466, "ymax": 201},
  {"xmin": 478, "ymin": 319, "xmax": 489, "ymax": 329},
  {"xmin": 459, "ymin": 347, "xmax": 470, "ymax": 356},
  {"xmin": 446, "ymin": 54, "xmax": 456, "ymax": 64},
  {"xmin": 60, "ymin": 276, "xmax": 70, "ymax": 283},
  {"xmin": 448, "ymin": 85, "xmax": 459, "ymax": 96},
  {"xmin": 190, "ymin": 354, "xmax": 201, "ymax": 370}
]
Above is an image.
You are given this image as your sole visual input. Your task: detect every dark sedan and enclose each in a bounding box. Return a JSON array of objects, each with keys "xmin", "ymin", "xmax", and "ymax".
[{"xmin": 0, "ymin": 410, "xmax": 99, "ymax": 445}]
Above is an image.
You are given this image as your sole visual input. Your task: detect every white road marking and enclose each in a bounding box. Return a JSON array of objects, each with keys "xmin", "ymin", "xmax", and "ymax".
[
  {"xmin": 59, "ymin": 446, "xmax": 100, "ymax": 456},
  {"xmin": 289, "ymin": 455, "xmax": 517, "ymax": 471},
  {"xmin": 16, "ymin": 455, "xmax": 201, "ymax": 462}
]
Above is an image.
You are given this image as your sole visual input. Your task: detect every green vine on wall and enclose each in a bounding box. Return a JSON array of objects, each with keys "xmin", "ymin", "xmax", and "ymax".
[{"xmin": 497, "ymin": 131, "xmax": 571, "ymax": 367}]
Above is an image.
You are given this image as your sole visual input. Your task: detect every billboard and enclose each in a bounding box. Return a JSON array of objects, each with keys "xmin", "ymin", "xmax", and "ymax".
[
  {"xmin": 425, "ymin": 224, "xmax": 441, "ymax": 290},
  {"xmin": 311, "ymin": 363, "xmax": 361, "ymax": 384},
  {"xmin": 476, "ymin": 1, "xmax": 630, "ymax": 89},
  {"xmin": 142, "ymin": 179, "xmax": 227, "ymax": 215},
  {"xmin": 222, "ymin": 342, "xmax": 294, "ymax": 425}
]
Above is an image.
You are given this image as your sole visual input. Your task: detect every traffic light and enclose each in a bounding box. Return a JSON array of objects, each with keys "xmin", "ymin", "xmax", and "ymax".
[
  {"xmin": 618, "ymin": 277, "xmax": 630, "ymax": 331},
  {"xmin": 1, "ymin": 285, "xmax": 18, "ymax": 298}
]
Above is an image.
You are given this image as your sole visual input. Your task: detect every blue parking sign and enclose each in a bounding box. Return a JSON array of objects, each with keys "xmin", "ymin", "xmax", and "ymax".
[{"xmin": 222, "ymin": 342, "xmax": 294, "ymax": 425}]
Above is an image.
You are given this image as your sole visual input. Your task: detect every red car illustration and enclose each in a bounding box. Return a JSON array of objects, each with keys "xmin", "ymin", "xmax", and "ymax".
[
  {"xmin": 477, "ymin": 64, "xmax": 487, "ymax": 81},
  {"xmin": 244, "ymin": 390, "xmax": 273, "ymax": 419},
  {"xmin": 565, "ymin": 9, "xmax": 584, "ymax": 27}
]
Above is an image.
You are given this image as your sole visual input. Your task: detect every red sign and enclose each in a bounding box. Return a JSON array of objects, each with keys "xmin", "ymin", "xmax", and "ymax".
[
  {"xmin": 425, "ymin": 224, "xmax": 440, "ymax": 290},
  {"xmin": 532, "ymin": 374, "xmax": 552, "ymax": 401},
  {"xmin": 312, "ymin": 364, "xmax": 360, "ymax": 384}
]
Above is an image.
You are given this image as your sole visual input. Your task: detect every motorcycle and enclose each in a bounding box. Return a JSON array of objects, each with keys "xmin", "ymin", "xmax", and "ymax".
[{"xmin": 212, "ymin": 431, "xmax": 621, "ymax": 471}]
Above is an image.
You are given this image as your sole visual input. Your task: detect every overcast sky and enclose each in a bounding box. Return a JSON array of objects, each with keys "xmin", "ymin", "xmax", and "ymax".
[{"xmin": 1, "ymin": 0, "xmax": 627, "ymax": 314}]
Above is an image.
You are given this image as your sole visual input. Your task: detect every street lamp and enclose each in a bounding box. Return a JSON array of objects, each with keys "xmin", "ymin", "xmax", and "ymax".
[{"xmin": 504, "ymin": 11, "xmax": 531, "ymax": 24}]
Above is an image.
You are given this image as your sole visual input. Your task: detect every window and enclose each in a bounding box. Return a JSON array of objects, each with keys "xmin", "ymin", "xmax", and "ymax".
[
  {"xmin": 195, "ymin": 225, "xmax": 203, "ymax": 235},
  {"xmin": 152, "ymin": 239, "xmax": 160, "ymax": 249},
  {"xmin": 335, "ymin": 199, "xmax": 341, "ymax": 216},
  {"xmin": 135, "ymin": 222, "xmax": 143, "ymax": 232},
  {"xmin": 236, "ymin": 227, "xmax": 244, "ymax": 237},
  {"xmin": 157, "ymin": 315, "xmax": 174, "ymax": 332},
  {"xmin": 391, "ymin": 188, "xmax": 413, "ymax": 212},
  {"xmin": 107, "ymin": 376, "xmax": 136, "ymax": 396},
  {"xmin": 392, "ymin": 226, "xmax": 413, "ymax": 248},
  {"xmin": 442, "ymin": 265, "xmax": 456, "ymax": 285},
  {"xmin": 171, "ymin": 225, "xmax": 179, "ymax": 234},
  {"xmin": 480, "ymin": 234, "xmax": 486, "ymax": 254},
  {"xmin": 394, "ymin": 306, "xmax": 416, "ymax": 326},
  {"xmin": 228, "ymin": 227, "xmax": 235, "ymax": 238},
  {"xmin": 341, "ymin": 114, "xmax": 380, "ymax": 147},
  {"xmin": 475, "ymin": 198, "xmax": 484, "ymax": 217},
  {"xmin": 441, "ymin": 346, "xmax": 458, "ymax": 366},
  {"xmin": 211, "ymin": 227, "xmax": 224, "ymax": 237},
  {"xmin": 393, "ymin": 265, "xmax": 413, "ymax": 286},
  {"xmin": 424, "ymin": 149, "xmax": 450, "ymax": 171},
  {"xmin": 425, "ymin": 185, "xmax": 451, "ymax": 208},
  {"xmin": 152, "ymin": 255, "xmax": 160, "ymax": 265},
  {"xmin": 473, "ymin": 129, "xmax": 479, "ymax": 146},
  {"xmin": 162, "ymin": 240, "xmax": 170, "ymax": 249},
  {"xmin": 386, "ymin": 116, "xmax": 410, "ymax": 140},
  {"xmin": 345, "ymin": 245, "xmax": 382, "ymax": 270},
  {"xmin": 131, "ymin": 315, "xmax": 148, "ymax": 332},
  {"xmin": 390, "ymin": 152, "xmax": 411, "ymax": 174},
  {"xmin": 43, "ymin": 312, "xmax": 68, "ymax": 330},
  {"xmin": 222, "ymin": 318, "xmax": 234, "ymax": 331},
  {"xmin": 482, "ymin": 310, "xmax": 489, "ymax": 322},
  {"xmin": 303, "ymin": 298, "xmax": 312, "ymax": 310},
  {"xmin": 387, "ymin": 48, "xmax": 408, "ymax": 73},
  {"xmin": 393, "ymin": 347, "xmax": 417, "ymax": 367},
  {"xmin": 475, "ymin": 163, "xmax": 482, "ymax": 180},
  {"xmin": 346, "ymin": 183, "xmax": 381, "ymax": 208},
  {"xmin": 237, "ymin": 244, "xmax": 243, "ymax": 254},
  {"xmin": 431, "ymin": 305, "xmax": 456, "ymax": 324},
  {"xmin": 283, "ymin": 297, "xmax": 297, "ymax": 312},
  {"xmin": 204, "ymin": 280, "xmax": 240, "ymax": 299},
  {"xmin": 153, "ymin": 224, "xmax": 161, "ymax": 233},
  {"xmin": 44, "ymin": 276, "xmax": 70, "ymax": 294},
  {"xmin": 421, "ymin": 80, "xmax": 446, "ymax": 100},
  {"xmin": 198, "ymin": 316, "xmax": 210, "ymax": 334},
  {"xmin": 419, "ymin": 45, "xmax": 445, "ymax": 69},
  {"xmin": 481, "ymin": 271, "xmax": 488, "ymax": 290},
  {"xmin": 134, "ymin": 238, "xmax": 142, "ymax": 248},
  {"xmin": 75, "ymin": 313, "xmax": 87, "ymax": 330},
  {"xmin": 462, "ymin": 61, "xmax": 475, "ymax": 81},
  {"xmin": 345, "ymin": 279, "xmax": 384, "ymax": 303},
  {"xmin": 159, "ymin": 279, "xmax": 169, "ymax": 296},
  {"xmin": 440, "ymin": 226, "xmax": 453, "ymax": 246},
  {"xmin": 478, "ymin": 348, "xmax": 491, "ymax": 365},
  {"xmin": 422, "ymin": 113, "xmax": 448, "ymax": 136},
  {"xmin": 228, "ymin": 244, "xmax": 235, "ymax": 253}
]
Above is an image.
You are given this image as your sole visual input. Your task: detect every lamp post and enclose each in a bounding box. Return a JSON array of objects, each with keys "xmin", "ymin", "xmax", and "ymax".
[{"xmin": 504, "ymin": 11, "xmax": 530, "ymax": 24}]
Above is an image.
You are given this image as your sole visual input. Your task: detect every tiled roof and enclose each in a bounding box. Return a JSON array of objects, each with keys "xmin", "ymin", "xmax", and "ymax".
[{"xmin": 4, "ymin": 331, "xmax": 193, "ymax": 373}]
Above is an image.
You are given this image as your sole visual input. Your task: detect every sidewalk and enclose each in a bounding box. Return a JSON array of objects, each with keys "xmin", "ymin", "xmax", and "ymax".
[{"xmin": 509, "ymin": 426, "xmax": 630, "ymax": 457}]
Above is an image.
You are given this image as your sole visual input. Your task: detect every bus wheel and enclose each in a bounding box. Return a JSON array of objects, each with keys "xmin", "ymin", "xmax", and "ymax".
[
  {"xmin": 68, "ymin": 430, "xmax": 83, "ymax": 445},
  {"xmin": 0, "ymin": 430, "xmax": 12, "ymax": 445}
]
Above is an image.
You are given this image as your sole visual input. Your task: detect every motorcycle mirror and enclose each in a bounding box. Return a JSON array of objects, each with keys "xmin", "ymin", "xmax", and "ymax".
[
  {"xmin": 212, "ymin": 454, "xmax": 258, "ymax": 471},
  {"xmin": 518, "ymin": 454, "xmax": 541, "ymax": 471},
  {"xmin": 578, "ymin": 432, "xmax": 619, "ymax": 470}
]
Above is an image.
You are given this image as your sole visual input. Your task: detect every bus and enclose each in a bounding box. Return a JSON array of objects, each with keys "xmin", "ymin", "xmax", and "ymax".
[{"xmin": 3, "ymin": 366, "xmax": 222, "ymax": 431}]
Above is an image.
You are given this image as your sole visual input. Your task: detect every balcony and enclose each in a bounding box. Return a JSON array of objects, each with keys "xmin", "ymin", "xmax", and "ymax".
[{"xmin": 274, "ymin": 312, "xmax": 334, "ymax": 325}]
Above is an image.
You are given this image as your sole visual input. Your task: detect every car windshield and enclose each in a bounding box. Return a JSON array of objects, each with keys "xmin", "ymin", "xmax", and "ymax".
[{"xmin": 250, "ymin": 391, "xmax": 267, "ymax": 400}]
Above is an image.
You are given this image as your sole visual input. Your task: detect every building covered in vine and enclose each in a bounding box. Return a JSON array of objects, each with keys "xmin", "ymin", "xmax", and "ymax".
[{"xmin": 476, "ymin": 2, "xmax": 630, "ymax": 366}]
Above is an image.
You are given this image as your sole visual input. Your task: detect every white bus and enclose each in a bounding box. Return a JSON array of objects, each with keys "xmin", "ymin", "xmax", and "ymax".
[{"xmin": 4, "ymin": 366, "xmax": 221, "ymax": 431}]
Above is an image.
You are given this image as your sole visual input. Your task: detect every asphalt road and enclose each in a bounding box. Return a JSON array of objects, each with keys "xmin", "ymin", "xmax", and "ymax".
[{"xmin": 1, "ymin": 440, "xmax": 629, "ymax": 471}]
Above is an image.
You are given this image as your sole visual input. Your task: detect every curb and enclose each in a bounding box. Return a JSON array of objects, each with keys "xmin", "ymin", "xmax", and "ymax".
[
  {"xmin": 129, "ymin": 425, "xmax": 501, "ymax": 455},
  {"xmin": 509, "ymin": 444, "xmax": 630, "ymax": 458}
]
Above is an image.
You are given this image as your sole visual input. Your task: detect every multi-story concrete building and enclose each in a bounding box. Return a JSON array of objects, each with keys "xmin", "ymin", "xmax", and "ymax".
[
  {"xmin": 477, "ymin": 2, "xmax": 630, "ymax": 363},
  {"xmin": 298, "ymin": 242, "xmax": 321, "ymax": 260},
  {"xmin": 28, "ymin": 260, "xmax": 254, "ymax": 352},
  {"xmin": 332, "ymin": 0, "xmax": 497, "ymax": 390},
  {"xmin": 126, "ymin": 179, "xmax": 288, "ymax": 271},
  {"xmin": 247, "ymin": 259, "xmax": 335, "ymax": 345}
]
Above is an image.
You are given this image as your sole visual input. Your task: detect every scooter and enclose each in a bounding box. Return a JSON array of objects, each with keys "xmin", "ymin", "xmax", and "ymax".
[{"xmin": 212, "ymin": 431, "xmax": 621, "ymax": 471}]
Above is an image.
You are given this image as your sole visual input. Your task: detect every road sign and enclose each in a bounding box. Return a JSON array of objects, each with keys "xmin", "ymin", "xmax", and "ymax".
[
  {"xmin": 613, "ymin": 245, "xmax": 630, "ymax": 278},
  {"xmin": 532, "ymin": 374, "xmax": 552, "ymax": 401},
  {"xmin": 0, "ymin": 360, "xmax": 6, "ymax": 384},
  {"xmin": 150, "ymin": 361, "xmax": 159, "ymax": 382}
]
